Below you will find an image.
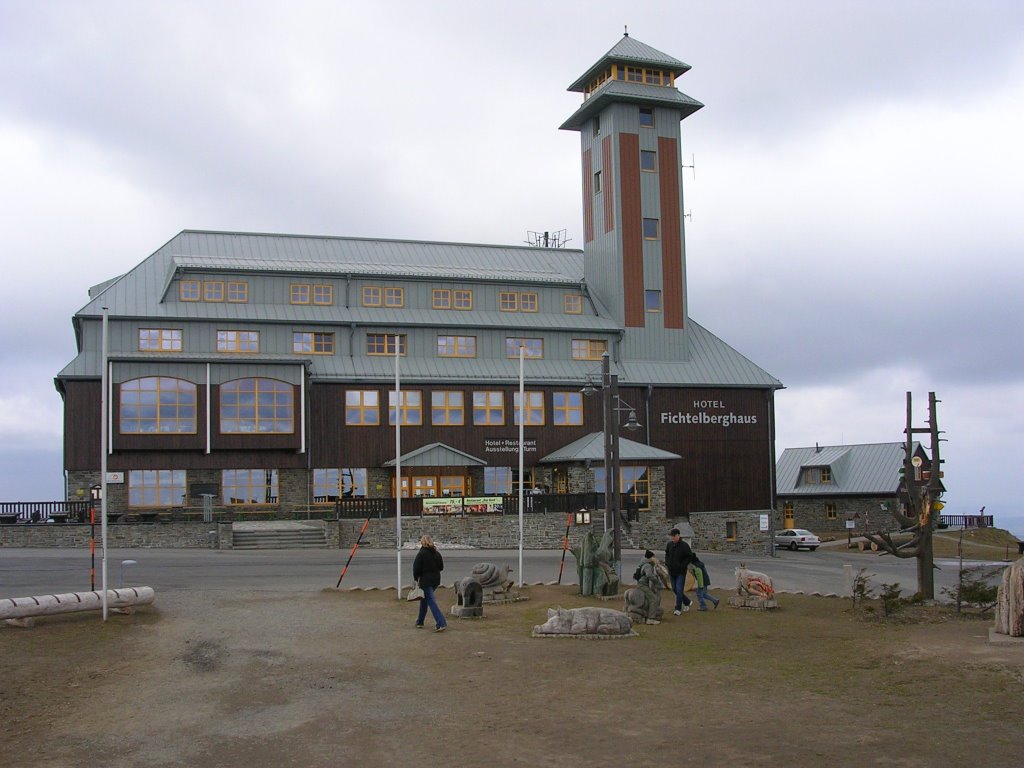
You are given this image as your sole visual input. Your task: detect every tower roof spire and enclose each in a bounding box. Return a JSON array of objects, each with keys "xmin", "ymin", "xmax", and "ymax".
[{"xmin": 560, "ymin": 34, "xmax": 703, "ymax": 131}]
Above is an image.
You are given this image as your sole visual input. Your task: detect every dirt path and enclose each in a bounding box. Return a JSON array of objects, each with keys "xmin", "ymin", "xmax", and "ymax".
[{"xmin": 2, "ymin": 585, "xmax": 1022, "ymax": 767}]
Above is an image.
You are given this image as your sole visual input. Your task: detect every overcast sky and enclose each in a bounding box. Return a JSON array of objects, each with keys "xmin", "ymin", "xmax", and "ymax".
[{"xmin": 1, "ymin": 1, "xmax": 1021, "ymax": 536}]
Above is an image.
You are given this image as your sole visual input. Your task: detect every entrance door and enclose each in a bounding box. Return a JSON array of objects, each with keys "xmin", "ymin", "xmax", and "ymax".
[
  {"xmin": 553, "ymin": 468, "xmax": 568, "ymax": 495},
  {"xmin": 783, "ymin": 502, "xmax": 795, "ymax": 529}
]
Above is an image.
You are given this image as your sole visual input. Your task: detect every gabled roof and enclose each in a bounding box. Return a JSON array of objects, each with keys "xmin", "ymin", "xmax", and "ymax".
[
  {"xmin": 776, "ymin": 442, "xmax": 925, "ymax": 496},
  {"xmin": 567, "ymin": 35, "xmax": 691, "ymax": 92},
  {"xmin": 57, "ymin": 230, "xmax": 782, "ymax": 390},
  {"xmin": 382, "ymin": 442, "xmax": 487, "ymax": 468},
  {"xmin": 538, "ymin": 432, "xmax": 681, "ymax": 464}
]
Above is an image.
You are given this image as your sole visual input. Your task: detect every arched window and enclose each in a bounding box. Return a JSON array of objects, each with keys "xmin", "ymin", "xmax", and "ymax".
[
  {"xmin": 120, "ymin": 377, "xmax": 197, "ymax": 434},
  {"xmin": 220, "ymin": 378, "xmax": 294, "ymax": 433}
]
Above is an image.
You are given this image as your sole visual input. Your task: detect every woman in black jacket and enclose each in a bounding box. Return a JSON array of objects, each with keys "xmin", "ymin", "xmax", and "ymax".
[{"xmin": 413, "ymin": 534, "xmax": 448, "ymax": 632}]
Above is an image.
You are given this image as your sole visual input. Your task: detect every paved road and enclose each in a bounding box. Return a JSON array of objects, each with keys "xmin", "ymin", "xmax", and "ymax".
[{"xmin": 0, "ymin": 545, "xmax": 1002, "ymax": 600}]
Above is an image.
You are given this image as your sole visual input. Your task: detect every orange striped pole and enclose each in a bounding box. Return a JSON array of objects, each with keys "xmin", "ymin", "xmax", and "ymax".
[
  {"xmin": 89, "ymin": 504, "xmax": 96, "ymax": 591},
  {"xmin": 557, "ymin": 512, "xmax": 572, "ymax": 585},
  {"xmin": 335, "ymin": 514, "xmax": 372, "ymax": 588}
]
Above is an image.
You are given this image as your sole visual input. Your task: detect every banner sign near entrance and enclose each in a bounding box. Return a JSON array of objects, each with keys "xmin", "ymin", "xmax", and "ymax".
[
  {"xmin": 422, "ymin": 496, "xmax": 504, "ymax": 515},
  {"xmin": 463, "ymin": 496, "xmax": 503, "ymax": 514},
  {"xmin": 422, "ymin": 498, "xmax": 463, "ymax": 515}
]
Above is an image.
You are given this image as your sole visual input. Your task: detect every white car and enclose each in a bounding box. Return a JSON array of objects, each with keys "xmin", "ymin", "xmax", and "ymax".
[{"xmin": 775, "ymin": 528, "xmax": 821, "ymax": 551}]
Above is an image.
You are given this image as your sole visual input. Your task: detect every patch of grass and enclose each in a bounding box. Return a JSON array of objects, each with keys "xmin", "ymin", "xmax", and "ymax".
[{"xmin": 933, "ymin": 527, "xmax": 1021, "ymax": 560}]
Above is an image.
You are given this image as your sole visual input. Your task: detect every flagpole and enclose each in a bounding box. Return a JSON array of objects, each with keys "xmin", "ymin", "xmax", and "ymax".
[
  {"xmin": 518, "ymin": 344, "xmax": 525, "ymax": 587},
  {"xmin": 100, "ymin": 306, "xmax": 109, "ymax": 621},
  {"xmin": 395, "ymin": 336, "xmax": 402, "ymax": 599}
]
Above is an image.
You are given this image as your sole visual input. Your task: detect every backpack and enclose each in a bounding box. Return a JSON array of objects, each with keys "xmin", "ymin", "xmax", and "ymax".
[{"xmin": 633, "ymin": 563, "xmax": 644, "ymax": 582}]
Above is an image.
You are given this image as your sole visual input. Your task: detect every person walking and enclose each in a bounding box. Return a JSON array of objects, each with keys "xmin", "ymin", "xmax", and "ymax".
[
  {"xmin": 664, "ymin": 527, "xmax": 694, "ymax": 615},
  {"xmin": 689, "ymin": 559, "xmax": 719, "ymax": 610},
  {"xmin": 412, "ymin": 534, "xmax": 448, "ymax": 632}
]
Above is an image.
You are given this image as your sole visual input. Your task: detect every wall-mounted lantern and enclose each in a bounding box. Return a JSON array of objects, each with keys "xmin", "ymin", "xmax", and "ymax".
[{"xmin": 575, "ymin": 508, "xmax": 592, "ymax": 525}]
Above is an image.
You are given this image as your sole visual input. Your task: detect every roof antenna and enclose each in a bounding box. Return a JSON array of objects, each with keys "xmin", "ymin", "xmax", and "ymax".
[{"xmin": 624, "ymin": 25, "xmax": 629, "ymax": 37}]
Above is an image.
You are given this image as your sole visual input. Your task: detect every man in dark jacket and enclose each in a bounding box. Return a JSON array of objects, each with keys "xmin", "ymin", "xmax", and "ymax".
[{"xmin": 664, "ymin": 527, "xmax": 695, "ymax": 615}]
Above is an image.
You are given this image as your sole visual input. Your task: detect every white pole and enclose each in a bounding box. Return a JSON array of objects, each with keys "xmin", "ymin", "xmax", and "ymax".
[
  {"xmin": 100, "ymin": 307, "xmax": 109, "ymax": 621},
  {"xmin": 395, "ymin": 336, "xmax": 402, "ymax": 599},
  {"xmin": 518, "ymin": 344, "xmax": 525, "ymax": 587}
]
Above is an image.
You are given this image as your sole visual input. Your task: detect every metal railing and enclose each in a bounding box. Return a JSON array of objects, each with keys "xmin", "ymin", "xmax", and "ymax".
[
  {"xmin": 937, "ymin": 514, "xmax": 995, "ymax": 529},
  {"xmin": 0, "ymin": 500, "xmax": 92, "ymax": 524},
  {"xmin": 0, "ymin": 493, "xmax": 645, "ymax": 524}
]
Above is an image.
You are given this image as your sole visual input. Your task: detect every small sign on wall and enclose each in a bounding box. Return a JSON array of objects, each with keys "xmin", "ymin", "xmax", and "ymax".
[
  {"xmin": 759, "ymin": 514, "xmax": 769, "ymax": 531},
  {"xmin": 105, "ymin": 472, "xmax": 125, "ymax": 484},
  {"xmin": 846, "ymin": 519, "xmax": 856, "ymax": 529}
]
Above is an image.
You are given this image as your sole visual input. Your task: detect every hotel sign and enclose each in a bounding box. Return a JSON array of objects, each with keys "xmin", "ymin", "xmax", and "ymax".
[{"xmin": 660, "ymin": 398, "xmax": 758, "ymax": 428}]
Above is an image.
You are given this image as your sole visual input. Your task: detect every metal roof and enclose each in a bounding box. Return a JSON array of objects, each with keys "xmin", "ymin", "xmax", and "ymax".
[
  {"xmin": 382, "ymin": 442, "xmax": 487, "ymax": 468},
  {"xmin": 775, "ymin": 442, "xmax": 925, "ymax": 496},
  {"xmin": 538, "ymin": 432, "xmax": 681, "ymax": 464},
  {"xmin": 59, "ymin": 230, "xmax": 781, "ymax": 390},
  {"xmin": 560, "ymin": 81, "xmax": 703, "ymax": 131},
  {"xmin": 75, "ymin": 231, "xmax": 587, "ymax": 316},
  {"xmin": 567, "ymin": 35, "xmax": 691, "ymax": 92}
]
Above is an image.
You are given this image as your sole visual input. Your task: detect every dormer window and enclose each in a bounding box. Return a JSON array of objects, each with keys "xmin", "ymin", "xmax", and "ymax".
[{"xmin": 820, "ymin": 467, "xmax": 832, "ymax": 484}]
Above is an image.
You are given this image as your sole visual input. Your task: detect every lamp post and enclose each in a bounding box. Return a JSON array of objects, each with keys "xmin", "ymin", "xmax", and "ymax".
[{"xmin": 582, "ymin": 352, "xmax": 642, "ymax": 582}]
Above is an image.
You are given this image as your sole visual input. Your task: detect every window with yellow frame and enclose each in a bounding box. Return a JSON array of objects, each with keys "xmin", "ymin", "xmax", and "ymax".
[
  {"xmin": 216, "ymin": 330, "xmax": 259, "ymax": 353},
  {"xmin": 594, "ymin": 466, "xmax": 650, "ymax": 510},
  {"xmin": 223, "ymin": 469, "xmax": 279, "ymax": 505},
  {"xmin": 312, "ymin": 284, "xmax": 332, "ymax": 305},
  {"xmin": 513, "ymin": 391, "xmax": 545, "ymax": 426},
  {"xmin": 383, "ymin": 287, "xmax": 404, "ymax": 307},
  {"xmin": 367, "ymin": 334, "xmax": 406, "ymax": 356},
  {"xmin": 180, "ymin": 280, "xmax": 200, "ymax": 302},
  {"xmin": 432, "ymin": 288, "xmax": 451, "ymax": 309},
  {"xmin": 472, "ymin": 391, "xmax": 504, "ymax": 425},
  {"xmin": 437, "ymin": 335, "xmax": 476, "ymax": 358},
  {"xmin": 139, "ymin": 328, "xmax": 182, "ymax": 352},
  {"xmin": 440, "ymin": 476, "xmax": 467, "ymax": 497},
  {"xmin": 453, "ymin": 289, "xmax": 472, "ymax": 310},
  {"xmin": 431, "ymin": 391, "xmax": 464, "ymax": 425},
  {"xmin": 290, "ymin": 284, "xmax": 311, "ymax": 304},
  {"xmin": 227, "ymin": 281, "xmax": 248, "ymax": 303},
  {"xmin": 204, "ymin": 281, "xmax": 225, "ymax": 302},
  {"xmin": 292, "ymin": 331, "xmax": 334, "ymax": 354},
  {"xmin": 499, "ymin": 291, "xmax": 518, "ymax": 311},
  {"xmin": 571, "ymin": 338, "xmax": 607, "ymax": 360},
  {"xmin": 127, "ymin": 469, "xmax": 187, "ymax": 507},
  {"xmin": 361, "ymin": 286, "xmax": 382, "ymax": 306},
  {"xmin": 563, "ymin": 293, "xmax": 583, "ymax": 314},
  {"xmin": 345, "ymin": 390, "xmax": 379, "ymax": 425},
  {"xmin": 312, "ymin": 468, "xmax": 367, "ymax": 501},
  {"xmin": 505, "ymin": 338, "xmax": 543, "ymax": 359},
  {"xmin": 552, "ymin": 391, "xmax": 583, "ymax": 426},
  {"xmin": 388, "ymin": 390, "xmax": 423, "ymax": 426}
]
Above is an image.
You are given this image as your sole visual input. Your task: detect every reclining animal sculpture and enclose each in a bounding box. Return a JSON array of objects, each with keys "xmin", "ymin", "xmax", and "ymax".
[{"xmin": 532, "ymin": 606, "xmax": 634, "ymax": 637}]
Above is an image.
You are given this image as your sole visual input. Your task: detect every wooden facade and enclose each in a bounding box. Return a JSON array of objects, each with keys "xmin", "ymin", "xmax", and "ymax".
[{"xmin": 63, "ymin": 378, "xmax": 773, "ymax": 516}]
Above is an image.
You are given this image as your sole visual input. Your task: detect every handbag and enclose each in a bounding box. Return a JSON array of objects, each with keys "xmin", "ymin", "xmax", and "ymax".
[{"xmin": 407, "ymin": 586, "xmax": 424, "ymax": 601}]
